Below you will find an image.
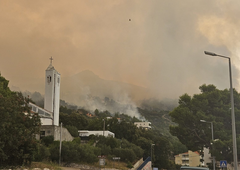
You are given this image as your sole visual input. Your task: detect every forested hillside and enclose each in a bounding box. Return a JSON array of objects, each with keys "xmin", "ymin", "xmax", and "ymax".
[
  {"xmin": 1, "ymin": 73, "xmax": 187, "ymax": 169},
  {"xmin": 57, "ymin": 103, "xmax": 187, "ymax": 169}
]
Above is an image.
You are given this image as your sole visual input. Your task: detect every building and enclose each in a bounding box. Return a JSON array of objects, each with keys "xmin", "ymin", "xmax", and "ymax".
[
  {"xmin": 202, "ymin": 147, "xmax": 211, "ymax": 167},
  {"xmin": 78, "ymin": 130, "xmax": 115, "ymax": 141},
  {"xmin": 44, "ymin": 57, "xmax": 61, "ymax": 126},
  {"xmin": 175, "ymin": 150, "xmax": 202, "ymax": 167},
  {"xmin": 134, "ymin": 122, "xmax": 151, "ymax": 130},
  {"xmin": 28, "ymin": 102, "xmax": 53, "ymax": 125},
  {"xmin": 33, "ymin": 58, "xmax": 73, "ymax": 141}
]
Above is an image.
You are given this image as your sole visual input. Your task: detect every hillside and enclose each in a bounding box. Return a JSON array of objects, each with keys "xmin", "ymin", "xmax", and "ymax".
[
  {"xmin": 138, "ymin": 108, "xmax": 174, "ymax": 137},
  {"xmin": 61, "ymin": 70, "xmax": 151, "ymax": 106},
  {"xmin": 23, "ymin": 88, "xmax": 178, "ymax": 137}
]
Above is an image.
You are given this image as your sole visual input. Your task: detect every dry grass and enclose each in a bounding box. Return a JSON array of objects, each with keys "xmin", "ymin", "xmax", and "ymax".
[
  {"xmin": 26, "ymin": 162, "xmax": 61, "ymax": 170},
  {"xmin": 23, "ymin": 160, "xmax": 129, "ymax": 170},
  {"xmin": 92, "ymin": 159, "xmax": 129, "ymax": 170}
]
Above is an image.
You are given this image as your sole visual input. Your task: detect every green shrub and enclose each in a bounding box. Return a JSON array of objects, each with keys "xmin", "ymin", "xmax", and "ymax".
[
  {"xmin": 66, "ymin": 125, "xmax": 79, "ymax": 137},
  {"xmin": 49, "ymin": 141, "xmax": 60, "ymax": 162},
  {"xmin": 33, "ymin": 143, "xmax": 50, "ymax": 162},
  {"xmin": 112, "ymin": 148, "xmax": 136, "ymax": 162},
  {"xmin": 41, "ymin": 135, "xmax": 54, "ymax": 147},
  {"xmin": 127, "ymin": 161, "xmax": 133, "ymax": 168},
  {"xmin": 98, "ymin": 144, "xmax": 112, "ymax": 156},
  {"xmin": 49, "ymin": 141, "xmax": 99, "ymax": 164}
]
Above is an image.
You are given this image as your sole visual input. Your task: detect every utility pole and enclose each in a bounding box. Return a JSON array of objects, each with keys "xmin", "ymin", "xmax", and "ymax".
[
  {"xmin": 103, "ymin": 119, "xmax": 105, "ymax": 136},
  {"xmin": 151, "ymin": 144, "xmax": 155, "ymax": 170},
  {"xmin": 59, "ymin": 122, "xmax": 62, "ymax": 166}
]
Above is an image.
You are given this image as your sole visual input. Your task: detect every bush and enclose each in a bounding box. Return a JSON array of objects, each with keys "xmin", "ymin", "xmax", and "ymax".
[
  {"xmin": 80, "ymin": 145, "xmax": 99, "ymax": 163},
  {"xmin": 127, "ymin": 161, "xmax": 133, "ymax": 168},
  {"xmin": 49, "ymin": 141, "xmax": 99, "ymax": 164},
  {"xmin": 97, "ymin": 144, "xmax": 112, "ymax": 156},
  {"xmin": 33, "ymin": 143, "xmax": 50, "ymax": 162},
  {"xmin": 41, "ymin": 135, "xmax": 54, "ymax": 147},
  {"xmin": 66, "ymin": 125, "xmax": 79, "ymax": 137},
  {"xmin": 120, "ymin": 148, "xmax": 136, "ymax": 162},
  {"xmin": 49, "ymin": 141, "xmax": 60, "ymax": 162},
  {"xmin": 113, "ymin": 148, "xmax": 136, "ymax": 162}
]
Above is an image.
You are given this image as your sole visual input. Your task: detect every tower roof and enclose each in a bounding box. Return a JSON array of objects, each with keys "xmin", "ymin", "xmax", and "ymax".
[
  {"xmin": 46, "ymin": 57, "xmax": 57, "ymax": 71},
  {"xmin": 46, "ymin": 64, "xmax": 55, "ymax": 70}
]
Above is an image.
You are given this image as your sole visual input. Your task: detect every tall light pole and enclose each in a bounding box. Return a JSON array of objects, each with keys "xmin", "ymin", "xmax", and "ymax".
[
  {"xmin": 204, "ymin": 51, "xmax": 238, "ymax": 170},
  {"xmin": 59, "ymin": 122, "xmax": 62, "ymax": 165},
  {"xmin": 103, "ymin": 119, "xmax": 105, "ymax": 136},
  {"xmin": 151, "ymin": 144, "xmax": 155, "ymax": 170},
  {"xmin": 200, "ymin": 120, "xmax": 215, "ymax": 170}
]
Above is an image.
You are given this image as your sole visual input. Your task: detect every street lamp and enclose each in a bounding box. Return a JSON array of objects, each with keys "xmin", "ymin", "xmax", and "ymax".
[
  {"xmin": 200, "ymin": 120, "xmax": 215, "ymax": 170},
  {"xmin": 151, "ymin": 144, "xmax": 155, "ymax": 170},
  {"xmin": 200, "ymin": 120, "xmax": 214, "ymax": 142},
  {"xmin": 204, "ymin": 51, "xmax": 238, "ymax": 170},
  {"xmin": 103, "ymin": 119, "xmax": 105, "ymax": 136},
  {"xmin": 59, "ymin": 122, "xmax": 62, "ymax": 165}
]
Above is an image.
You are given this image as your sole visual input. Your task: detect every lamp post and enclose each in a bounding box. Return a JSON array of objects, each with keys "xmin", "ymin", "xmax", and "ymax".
[
  {"xmin": 204, "ymin": 51, "xmax": 238, "ymax": 170},
  {"xmin": 59, "ymin": 122, "xmax": 62, "ymax": 165},
  {"xmin": 103, "ymin": 119, "xmax": 105, "ymax": 136},
  {"xmin": 151, "ymin": 144, "xmax": 155, "ymax": 170},
  {"xmin": 200, "ymin": 120, "xmax": 215, "ymax": 170}
]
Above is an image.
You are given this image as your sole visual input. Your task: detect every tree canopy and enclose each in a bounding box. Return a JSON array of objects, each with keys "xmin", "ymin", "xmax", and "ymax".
[
  {"xmin": 169, "ymin": 84, "xmax": 240, "ymax": 163},
  {"xmin": 0, "ymin": 74, "xmax": 41, "ymax": 167}
]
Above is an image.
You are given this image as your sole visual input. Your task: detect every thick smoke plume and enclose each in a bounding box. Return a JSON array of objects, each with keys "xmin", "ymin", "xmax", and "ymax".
[{"xmin": 2, "ymin": 1, "xmax": 240, "ymax": 114}]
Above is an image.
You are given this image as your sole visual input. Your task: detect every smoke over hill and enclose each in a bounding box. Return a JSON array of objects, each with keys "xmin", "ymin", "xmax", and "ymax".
[{"xmin": 19, "ymin": 70, "xmax": 177, "ymax": 118}]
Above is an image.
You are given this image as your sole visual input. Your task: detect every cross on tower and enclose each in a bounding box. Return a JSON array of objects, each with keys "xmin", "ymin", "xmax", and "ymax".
[{"xmin": 49, "ymin": 56, "xmax": 53, "ymax": 65}]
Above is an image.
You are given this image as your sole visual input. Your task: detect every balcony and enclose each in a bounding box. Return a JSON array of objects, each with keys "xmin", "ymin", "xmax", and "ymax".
[
  {"xmin": 182, "ymin": 157, "xmax": 189, "ymax": 160},
  {"xmin": 182, "ymin": 163, "xmax": 189, "ymax": 166}
]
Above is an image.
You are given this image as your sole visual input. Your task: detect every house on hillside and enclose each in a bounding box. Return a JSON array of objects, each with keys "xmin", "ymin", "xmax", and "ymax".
[
  {"xmin": 134, "ymin": 122, "xmax": 151, "ymax": 130},
  {"xmin": 78, "ymin": 130, "xmax": 115, "ymax": 141},
  {"xmin": 86, "ymin": 113, "xmax": 94, "ymax": 117}
]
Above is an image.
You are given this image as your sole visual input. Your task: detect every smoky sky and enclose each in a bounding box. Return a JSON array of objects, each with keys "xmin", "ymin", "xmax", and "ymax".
[{"xmin": 1, "ymin": 0, "xmax": 240, "ymax": 101}]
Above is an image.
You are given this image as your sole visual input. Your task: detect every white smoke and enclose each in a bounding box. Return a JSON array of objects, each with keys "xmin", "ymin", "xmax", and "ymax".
[{"xmin": 76, "ymin": 85, "xmax": 142, "ymax": 119}]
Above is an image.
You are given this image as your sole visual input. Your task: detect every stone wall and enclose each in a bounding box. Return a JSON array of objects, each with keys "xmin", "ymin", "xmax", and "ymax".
[
  {"xmin": 36, "ymin": 125, "xmax": 73, "ymax": 141},
  {"xmin": 54, "ymin": 125, "xmax": 74, "ymax": 141},
  {"xmin": 131, "ymin": 158, "xmax": 144, "ymax": 170}
]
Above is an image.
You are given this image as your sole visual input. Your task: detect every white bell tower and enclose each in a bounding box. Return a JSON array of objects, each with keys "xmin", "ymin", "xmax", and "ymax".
[{"xmin": 44, "ymin": 57, "xmax": 61, "ymax": 126}]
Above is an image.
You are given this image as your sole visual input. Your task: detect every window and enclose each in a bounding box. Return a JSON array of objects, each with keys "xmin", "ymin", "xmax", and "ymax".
[
  {"xmin": 40, "ymin": 131, "xmax": 45, "ymax": 139},
  {"xmin": 32, "ymin": 106, "xmax": 36, "ymax": 112},
  {"xmin": 38, "ymin": 109, "xmax": 44, "ymax": 115},
  {"xmin": 44, "ymin": 112, "xmax": 50, "ymax": 117},
  {"xmin": 47, "ymin": 75, "xmax": 51, "ymax": 83}
]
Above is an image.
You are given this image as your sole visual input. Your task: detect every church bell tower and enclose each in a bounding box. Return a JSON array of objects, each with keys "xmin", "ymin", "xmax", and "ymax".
[{"xmin": 44, "ymin": 57, "xmax": 61, "ymax": 126}]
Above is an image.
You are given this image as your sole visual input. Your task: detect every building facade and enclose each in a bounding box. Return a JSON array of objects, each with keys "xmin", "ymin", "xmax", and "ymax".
[
  {"xmin": 44, "ymin": 58, "xmax": 61, "ymax": 126},
  {"xmin": 37, "ymin": 125, "xmax": 73, "ymax": 141},
  {"xmin": 175, "ymin": 150, "xmax": 202, "ymax": 167},
  {"xmin": 78, "ymin": 130, "xmax": 115, "ymax": 139},
  {"xmin": 28, "ymin": 102, "xmax": 53, "ymax": 125},
  {"xmin": 134, "ymin": 122, "xmax": 151, "ymax": 130},
  {"xmin": 32, "ymin": 58, "xmax": 72, "ymax": 141}
]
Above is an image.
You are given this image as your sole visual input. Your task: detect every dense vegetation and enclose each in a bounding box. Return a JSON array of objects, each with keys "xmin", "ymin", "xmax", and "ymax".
[
  {"xmin": 4, "ymin": 71, "xmax": 240, "ymax": 169},
  {"xmin": 0, "ymin": 73, "xmax": 183, "ymax": 169},
  {"xmin": 57, "ymin": 108, "xmax": 181, "ymax": 169},
  {"xmin": 169, "ymin": 84, "xmax": 240, "ymax": 164},
  {"xmin": 0, "ymin": 74, "xmax": 41, "ymax": 167}
]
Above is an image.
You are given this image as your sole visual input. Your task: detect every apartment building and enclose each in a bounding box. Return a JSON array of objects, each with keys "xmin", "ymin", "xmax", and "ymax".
[{"xmin": 175, "ymin": 150, "xmax": 202, "ymax": 167}]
